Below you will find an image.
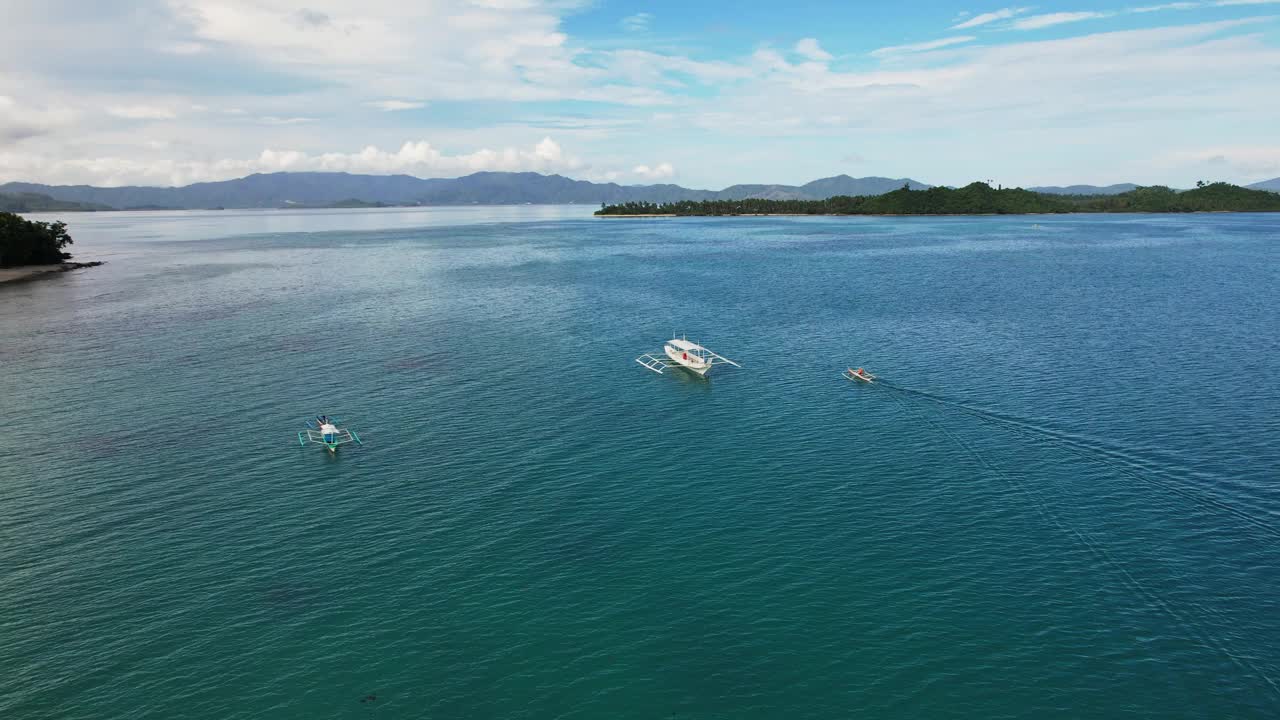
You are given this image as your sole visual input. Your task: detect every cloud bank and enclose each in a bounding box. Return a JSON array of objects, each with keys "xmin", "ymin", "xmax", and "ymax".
[{"xmin": 0, "ymin": 2, "xmax": 1278, "ymax": 187}]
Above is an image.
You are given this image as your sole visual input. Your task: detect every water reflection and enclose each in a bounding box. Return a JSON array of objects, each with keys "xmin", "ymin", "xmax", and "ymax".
[{"xmin": 24, "ymin": 205, "xmax": 598, "ymax": 246}]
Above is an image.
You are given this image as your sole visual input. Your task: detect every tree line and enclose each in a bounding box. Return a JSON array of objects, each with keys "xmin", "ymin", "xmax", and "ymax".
[
  {"xmin": 0, "ymin": 211, "xmax": 75, "ymax": 267},
  {"xmin": 596, "ymin": 182, "xmax": 1280, "ymax": 216},
  {"xmin": 0, "ymin": 192, "xmax": 109, "ymax": 213}
]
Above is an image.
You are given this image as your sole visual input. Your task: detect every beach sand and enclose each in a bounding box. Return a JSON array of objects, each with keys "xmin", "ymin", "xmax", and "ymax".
[{"xmin": 0, "ymin": 261, "xmax": 103, "ymax": 285}]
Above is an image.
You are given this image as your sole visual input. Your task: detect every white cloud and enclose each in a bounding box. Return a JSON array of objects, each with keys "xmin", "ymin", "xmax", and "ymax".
[
  {"xmin": 294, "ymin": 8, "xmax": 333, "ymax": 28},
  {"xmin": 1131, "ymin": 0, "xmax": 1280, "ymax": 9},
  {"xmin": 0, "ymin": 95, "xmax": 76, "ymax": 143},
  {"xmin": 680, "ymin": 19, "xmax": 1279, "ymax": 148},
  {"xmin": 366, "ymin": 100, "xmax": 426, "ymax": 111},
  {"xmin": 1132, "ymin": 3, "xmax": 1200, "ymax": 11},
  {"xmin": 0, "ymin": 137, "xmax": 590, "ymax": 187},
  {"xmin": 952, "ymin": 7, "xmax": 1028, "ymax": 29},
  {"xmin": 794, "ymin": 38, "xmax": 834, "ymax": 62},
  {"xmin": 106, "ymin": 105, "xmax": 177, "ymax": 120},
  {"xmin": 252, "ymin": 137, "xmax": 580, "ymax": 175},
  {"xmin": 1161, "ymin": 145, "xmax": 1280, "ymax": 180},
  {"xmin": 161, "ymin": 41, "xmax": 208, "ymax": 55},
  {"xmin": 872, "ymin": 36, "xmax": 976, "ymax": 56},
  {"xmin": 633, "ymin": 162, "xmax": 675, "ymax": 180},
  {"xmin": 158, "ymin": 0, "xmax": 661, "ymax": 107},
  {"xmin": 1, "ymin": 1, "xmax": 1279, "ymax": 189},
  {"xmin": 604, "ymin": 49, "xmax": 753, "ymax": 86},
  {"xmin": 1012, "ymin": 12, "xmax": 1114, "ymax": 30},
  {"xmin": 621, "ymin": 12, "xmax": 652, "ymax": 32}
]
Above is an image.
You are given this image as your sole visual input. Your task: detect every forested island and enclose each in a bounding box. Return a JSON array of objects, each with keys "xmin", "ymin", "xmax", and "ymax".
[
  {"xmin": 0, "ymin": 211, "xmax": 100, "ymax": 283},
  {"xmin": 0, "ymin": 211, "xmax": 76, "ymax": 266},
  {"xmin": 595, "ymin": 181, "xmax": 1280, "ymax": 216},
  {"xmin": 0, "ymin": 192, "xmax": 111, "ymax": 212},
  {"xmin": 283, "ymin": 198, "xmax": 396, "ymax": 209}
]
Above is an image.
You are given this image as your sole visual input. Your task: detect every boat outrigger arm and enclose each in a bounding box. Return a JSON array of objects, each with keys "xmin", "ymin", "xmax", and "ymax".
[
  {"xmin": 636, "ymin": 336, "xmax": 741, "ymax": 376},
  {"xmin": 298, "ymin": 427, "xmax": 362, "ymax": 449},
  {"xmin": 298, "ymin": 416, "xmax": 363, "ymax": 452}
]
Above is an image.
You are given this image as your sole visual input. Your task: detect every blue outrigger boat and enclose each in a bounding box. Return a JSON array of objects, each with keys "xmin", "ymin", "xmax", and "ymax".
[{"xmin": 298, "ymin": 415, "xmax": 362, "ymax": 453}]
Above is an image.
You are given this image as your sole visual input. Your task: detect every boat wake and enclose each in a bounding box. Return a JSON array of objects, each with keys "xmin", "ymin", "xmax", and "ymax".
[
  {"xmin": 878, "ymin": 381, "xmax": 1280, "ymax": 544},
  {"xmin": 873, "ymin": 381, "xmax": 1280, "ymax": 699}
]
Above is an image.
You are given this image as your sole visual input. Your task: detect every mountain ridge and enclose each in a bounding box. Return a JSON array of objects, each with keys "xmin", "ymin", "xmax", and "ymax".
[
  {"xmin": 1246, "ymin": 177, "xmax": 1280, "ymax": 192},
  {"xmin": 0, "ymin": 191, "xmax": 113, "ymax": 212},
  {"xmin": 0, "ymin": 171, "xmax": 931, "ymax": 210},
  {"xmin": 1029, "ymin": 183, "xmax": 1140, "ymax": 195},
  {"xmin": 4, "ymin": 172, "xmax": 1276, "ymax": 210}
]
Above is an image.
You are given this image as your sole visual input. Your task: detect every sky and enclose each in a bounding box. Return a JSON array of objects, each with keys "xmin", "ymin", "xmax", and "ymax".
[{"xmin": 1, "ymin": 0, "xmax": 1278, "ymax": 189}]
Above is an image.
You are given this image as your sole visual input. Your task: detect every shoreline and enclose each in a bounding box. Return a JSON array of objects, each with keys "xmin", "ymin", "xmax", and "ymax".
[
  {"xmin": 0, "ymin": 261, "xmax": 104, "ymax": 286},
  {"xmin": 594, "ymin": 210, "xmax": 1271, "ymax": 218},
  {"xmin": 597, "ymin": 212, "xmax": 1054, "ymax": 218}
]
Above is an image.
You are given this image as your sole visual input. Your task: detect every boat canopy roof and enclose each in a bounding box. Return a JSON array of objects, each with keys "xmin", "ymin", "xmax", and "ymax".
[{"xmin": 668, "ymin": 338, "xmax": 704, "ymax": 352}]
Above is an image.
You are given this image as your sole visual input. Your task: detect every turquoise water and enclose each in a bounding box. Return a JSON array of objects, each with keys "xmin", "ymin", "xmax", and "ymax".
[{"xmin": 2, "ymin": 207, "xmax": 1278, "ymax": 719}]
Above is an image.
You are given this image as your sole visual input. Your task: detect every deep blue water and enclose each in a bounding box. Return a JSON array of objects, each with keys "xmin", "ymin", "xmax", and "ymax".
[{"xmin": 2, "ymin": 207, "xmax": 1278, "ymax": 719}]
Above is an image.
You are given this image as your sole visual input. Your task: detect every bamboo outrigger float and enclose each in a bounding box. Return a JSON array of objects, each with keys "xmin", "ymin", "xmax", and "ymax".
[
  {"xmin": 298, "ymin": 415, "xmax": 362, "ymax": 453},
  {"xmin": 636, "ymin": 335, "xmax": 741, "ymax": 377}
]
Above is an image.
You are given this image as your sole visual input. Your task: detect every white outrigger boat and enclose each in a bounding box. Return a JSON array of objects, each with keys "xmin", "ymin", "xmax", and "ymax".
[
  {"xmin": 844, "ymin": 367, "xmax": 876, "ymax": 383},
  {"xmin": 298, "ymin": 415, "xmax": 362, "ymax": 453},
  {"xmin": 636, "ymin": 335, "xmax": 740, "ymax": 377}
]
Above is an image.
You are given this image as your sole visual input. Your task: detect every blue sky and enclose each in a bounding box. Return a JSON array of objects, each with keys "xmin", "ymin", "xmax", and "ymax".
[{"xmin": 1, "ymin": 0, "xmax": 1278, "ymax": 188}]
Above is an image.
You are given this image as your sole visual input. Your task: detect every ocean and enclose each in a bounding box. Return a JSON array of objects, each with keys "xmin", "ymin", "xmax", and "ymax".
[{"xmin": 2, "ymin": 207, "xmax": 1278, "ymax": 719}]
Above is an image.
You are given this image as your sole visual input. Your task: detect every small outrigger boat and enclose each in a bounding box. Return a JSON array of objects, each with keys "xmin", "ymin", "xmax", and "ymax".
[
  {"xmin": 844, "ymin": 367, "xmax": 876, "ymax": 383},
  {"xmin": 298, "ymin": 415, "xmax": 362, "ymax": 453},
  {"xmin": 636, "ymin": 335, "xmax": 741, "ymax": 377}
]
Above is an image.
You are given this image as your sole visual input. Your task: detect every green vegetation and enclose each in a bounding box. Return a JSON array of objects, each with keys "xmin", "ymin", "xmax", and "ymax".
[
  {"xmin": 595, "ymin": 181, "xmax": 1280, "ymax": 216},
  {"xmin": 1061, "ymin": 183, "xmax": 1280, "ymax": 212},
  {"xmin": 281, "ymin": 198, "xmax": 395, "ymax": 209},
  {"xmin": 0, "ymin": 211, "xmax": 76, "ymax": 267},
  {"xmin": 0, "ymin": 192, "xmax": 112, "ymax": 212}
]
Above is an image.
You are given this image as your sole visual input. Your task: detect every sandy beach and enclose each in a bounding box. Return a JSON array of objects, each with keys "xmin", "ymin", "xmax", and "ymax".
[{"xmin": 0, "ymin": 261, "xmax": 103, "ymax": 285}]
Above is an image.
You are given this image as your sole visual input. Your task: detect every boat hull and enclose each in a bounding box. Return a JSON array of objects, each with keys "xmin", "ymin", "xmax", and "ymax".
[{"xmin": 664, "ymin": 344, "xmax": 711, "ymax": 375}]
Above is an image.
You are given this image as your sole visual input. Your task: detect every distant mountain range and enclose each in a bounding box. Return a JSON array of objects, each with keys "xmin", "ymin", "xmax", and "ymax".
[
  {"xmin": 1028, "ymin": 183, "xmax": 1140, "ymax": 195},
  {"xmin": 0, "ymin": 191, "xmax": 112, "ymax": 212},
  {"xmin": 0, "ymin": 172, "xmax": 929, "ymax": 210},
  {"xmin": 1247, "ymin": 177, "xmax": 1280, "ymax": 192},
  {"xmin": 2, "ymin": 172, "xmax": 1276, "ymax": 211}
]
